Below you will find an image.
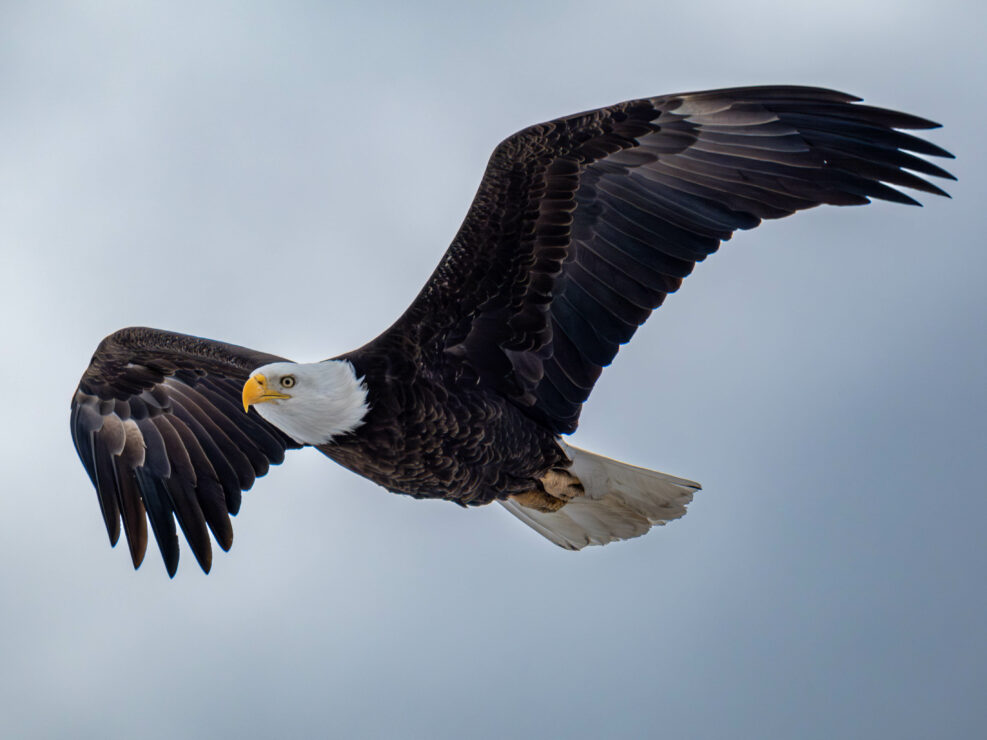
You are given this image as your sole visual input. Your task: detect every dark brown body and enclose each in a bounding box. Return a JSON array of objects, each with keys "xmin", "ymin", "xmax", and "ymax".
[{"xmin": 323, "ymin": 342, "xmax": 567, "ymax": 505}]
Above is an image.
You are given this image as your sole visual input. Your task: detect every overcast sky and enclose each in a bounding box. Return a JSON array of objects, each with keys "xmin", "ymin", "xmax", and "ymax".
[{"xmin": 1, "ymin": 2, "xmax": 984, "ymax": 738}]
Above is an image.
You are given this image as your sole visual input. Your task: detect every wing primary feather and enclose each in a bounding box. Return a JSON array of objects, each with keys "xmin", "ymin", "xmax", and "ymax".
[
  {"xmin": 191, "ymin": 382, "xmax": 273, "ymax": 477},
  {"xmin": 197, "ymin": 477, "xmax": 234, "ymax": 551},
  {"xmin": 596, "ymin": 173, "xmax": 740, "ymax": 237},
  {"xmin": 91, "ymin": 434, "xmax": 121, "ymax": 546},
  {"xmin": 795, "ymin": 128, "xmax": 956, "ymax": 180},
  {"xmin": 114, "ymin": 458, "xmax": 148, "ymax": 568},
  {"xmin": 776, "ymin": 112, "xmax": 953, "ymax": 157},
  {"xmin": 163, "ymin": 476, "xmax": 212, "ymax": 574},
  {"xmin": 164, "ymin": 413, "xmax": 233, "ymax": 551},
  {"xmin": 165, "ymin": 381, "xmax": 255, "ymax": 502},
  {"xmin": 135, "ymin": 417, "xmax": 171, "ymax": 479},
  {"xmin": 150, "ymin": 415, "xmax": 196, "ymax": 484},
  {"xmin": 637, "ymin": 164, "xmax": 801, "ymax": 219},
  {"xmin": 647, "ymin": 154, "xmax": 819, "ymax": 208},
  {"xmin": 70, "ymin": 412, "xmax": 97, "ymax": 488},
  {"xmin": 134, "ymin": 468, "xmax": 179, "ymax": 578},
  {"xmin": 769, "ymin": 101, "xmax": 943, "ymax": 131},
  {"xmin": 164, "ymin": 388, "xmax": 245, "ymax": 513},
  {"xmin": 812, "ymin": 149, "xmax": 952, "ymax": 197},
  {"xmin": 150, "ymin": 415, "xmax": 212, "ymax": 572}
]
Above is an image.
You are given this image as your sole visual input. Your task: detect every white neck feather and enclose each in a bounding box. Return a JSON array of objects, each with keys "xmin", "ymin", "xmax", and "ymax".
[{"xmin": 252, "ymin": 360, "xmax": 369, "ymax": 446}]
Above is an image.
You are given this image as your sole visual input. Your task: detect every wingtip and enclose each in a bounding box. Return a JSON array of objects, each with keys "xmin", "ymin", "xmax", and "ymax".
[
  {"xmin": 128, "ymin": 542, "xmax": 147, "ymax": 570},
  {"xmin": 216, "ymin": 531, "xmax": 233, "ymax": 553},
  {"xmin": 161, "ymin": 537, "xmax": 179, "ymax": 578}
]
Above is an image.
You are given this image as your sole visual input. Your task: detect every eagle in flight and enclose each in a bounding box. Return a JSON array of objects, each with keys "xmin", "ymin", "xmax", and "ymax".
[{"xmin": 71, "ymin": 85, "xmax": 953, "ymax": 575}]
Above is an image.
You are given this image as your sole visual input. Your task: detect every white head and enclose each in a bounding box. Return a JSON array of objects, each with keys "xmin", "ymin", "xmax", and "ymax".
[{"xmin": 241, "ymin": 360, "xmax": 369, "ymax": 445}]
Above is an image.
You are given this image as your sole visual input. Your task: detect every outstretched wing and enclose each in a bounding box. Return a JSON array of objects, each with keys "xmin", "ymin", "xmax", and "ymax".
[
  {"xmin": 388, "ymin": 85, "xmax": 954, "ymax": 433},
  {"xmin": 71, "ymin": 327, "xmax": 303, "ymax": 576}
]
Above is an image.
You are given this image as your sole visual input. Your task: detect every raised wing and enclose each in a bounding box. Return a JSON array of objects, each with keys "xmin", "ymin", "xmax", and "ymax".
[
  {"xmin": 390, "ymin": 85, "xmax": 954, "ymax": 433},
  {"xmin": 71, "ymin": 328, "xmax": 302, "ymax": 576}
]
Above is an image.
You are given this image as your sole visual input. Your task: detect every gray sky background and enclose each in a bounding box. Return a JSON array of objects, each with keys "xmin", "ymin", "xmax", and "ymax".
[{"xmin": 1, "ymin": 2, "xmax": 984, "ymax": 738}]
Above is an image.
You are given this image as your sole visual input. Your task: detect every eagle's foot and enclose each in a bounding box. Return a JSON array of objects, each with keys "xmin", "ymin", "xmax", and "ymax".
[{"xmin": 511, "ymin": 468, "xmax": 585, "ymax": 512}]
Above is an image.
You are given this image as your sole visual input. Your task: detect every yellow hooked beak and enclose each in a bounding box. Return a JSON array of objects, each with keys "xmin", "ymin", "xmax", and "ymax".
[{"xmin": 242, "ymin": 374, "xmax": 292, "ymax": 413}]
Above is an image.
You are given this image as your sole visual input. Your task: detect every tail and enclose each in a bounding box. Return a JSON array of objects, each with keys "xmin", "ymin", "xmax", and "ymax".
[{"xmin": 499, "ymin": 440, "xmax": 699, "ymax": 550}]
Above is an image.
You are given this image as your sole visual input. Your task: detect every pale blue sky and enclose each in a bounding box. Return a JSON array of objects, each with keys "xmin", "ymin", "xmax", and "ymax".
[{"xmin": 1, "ymin": 2, "xmax": 984, "ymax": 738}]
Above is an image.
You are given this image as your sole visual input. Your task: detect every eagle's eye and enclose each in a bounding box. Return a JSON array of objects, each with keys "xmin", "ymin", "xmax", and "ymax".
[{"xmin": 280, "ymin": 375, "xmax": 296, "ymax": 389}]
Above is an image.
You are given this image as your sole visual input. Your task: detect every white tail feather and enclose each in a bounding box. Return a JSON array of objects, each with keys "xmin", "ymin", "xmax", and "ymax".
[{"xmin": 499, "ymin": 441, "xmax": 699, "ymax": 550}]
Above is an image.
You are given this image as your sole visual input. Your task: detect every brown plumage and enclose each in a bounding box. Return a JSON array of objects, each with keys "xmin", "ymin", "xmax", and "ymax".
[{"xmin": 71, "ymin": 85, "xmax": 954, "ymax": 575}]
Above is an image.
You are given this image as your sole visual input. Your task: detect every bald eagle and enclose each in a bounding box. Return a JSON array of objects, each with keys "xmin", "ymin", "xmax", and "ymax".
[{"xmin": 71, "ymin": 85, "xmax": 953, "ymax": 576}]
